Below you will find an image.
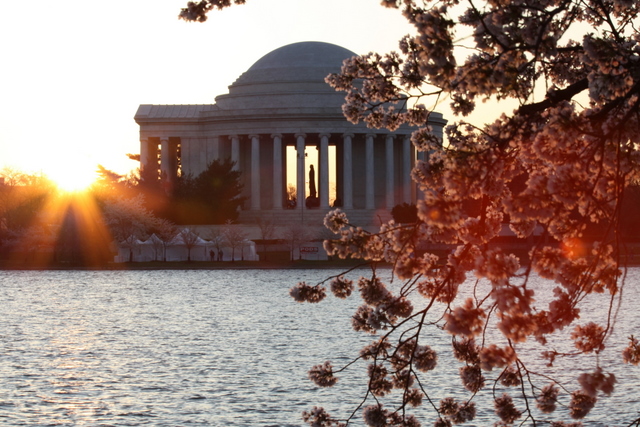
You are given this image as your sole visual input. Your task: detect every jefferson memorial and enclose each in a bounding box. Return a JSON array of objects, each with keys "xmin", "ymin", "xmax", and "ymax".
[{"xmin": 135, "ymin": 41, "xmax": 445, "ymax": 227}]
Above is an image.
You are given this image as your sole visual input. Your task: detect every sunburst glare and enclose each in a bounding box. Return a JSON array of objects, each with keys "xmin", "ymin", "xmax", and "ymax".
[
  {"xmin": 46, "ymin": 158, "xmax": 99, "ymax": 193},
  {"xmin": 7, "ymin": 189, "xmax": 114, "ymax": 268}
]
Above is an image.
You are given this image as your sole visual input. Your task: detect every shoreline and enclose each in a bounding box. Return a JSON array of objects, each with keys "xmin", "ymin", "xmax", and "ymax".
[
  {"xmin": 4, "ymin": 246, "xmax": 640, "ymax": 270},
  {"xmin": 0, "ymin": 259, "xmax": 377, "ymax": 271}
]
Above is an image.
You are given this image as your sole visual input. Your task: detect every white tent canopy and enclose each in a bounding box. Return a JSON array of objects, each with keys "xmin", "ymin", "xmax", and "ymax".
[{"xmin": 114, "ymin": 229, "xmax": 258, "ymax": 262}]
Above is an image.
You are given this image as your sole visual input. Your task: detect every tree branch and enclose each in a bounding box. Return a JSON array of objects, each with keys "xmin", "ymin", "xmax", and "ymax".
[{"xmin": 516, "ymin": 78, "xmax": 589, "ymax": 116}]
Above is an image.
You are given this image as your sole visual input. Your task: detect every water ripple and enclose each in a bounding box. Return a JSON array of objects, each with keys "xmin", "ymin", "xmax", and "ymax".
[{"xmin": 0, "ymin": 269, "xmax": 638, "ymax": 426}]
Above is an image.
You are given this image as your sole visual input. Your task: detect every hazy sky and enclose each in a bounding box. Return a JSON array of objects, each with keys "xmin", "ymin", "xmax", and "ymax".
[{"xmin": 0, "ymin": 0, "xmax": 418, "ymax": 183}]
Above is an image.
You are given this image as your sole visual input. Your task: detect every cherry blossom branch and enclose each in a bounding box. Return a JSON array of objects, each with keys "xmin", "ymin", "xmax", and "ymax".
[{"xmin": 517, "ymin": 78, "xmax": 589, "ymax": 116}]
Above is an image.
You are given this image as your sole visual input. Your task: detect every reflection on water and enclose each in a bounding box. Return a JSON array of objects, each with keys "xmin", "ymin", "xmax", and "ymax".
[{"xmin": 0, "ymin": 269, "xmax": 638, "ymax": 426}]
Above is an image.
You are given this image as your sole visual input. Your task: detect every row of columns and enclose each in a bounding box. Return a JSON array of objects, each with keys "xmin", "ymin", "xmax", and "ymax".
[{"xmin": 143, "ymin": 132, "xmax": 416, "ymax": 211}]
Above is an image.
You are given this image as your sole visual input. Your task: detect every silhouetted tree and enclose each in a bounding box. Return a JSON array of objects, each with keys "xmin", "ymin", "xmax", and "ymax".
[
  {"xmin": 151, "ymin": 218, "xmax": 178, "ymax": 262},
  {"xmin": 176, "ymin": 228, "xmax": 201, "ymax": 262},
  {"xmin": 256, "ymin": 216, "xmax": 277, "ymax": 261},
  {"xmin": 103, "ymin": 194, "xmax": 160, "ymax": 262},
  {"xmin": 221, "ymin": 220, "xmax": 247, "ymax": 262},
  {"xmin": 170, "ymin": 159, "xmax": 245, "ymax": 224},
  {"xmin": 92, "ymin": 165, "xmax": 140, "ymax": 201},
  {"xmin": 206, "ymin": 227, "xmax": 225, "ymax": 259},
  {"xmin": 281, "ymin": 223, "xmax": 313, "ymax": 261},
  {"xmin": 0, "ymin": 168, "xmax": 53, "ymax": 253}
]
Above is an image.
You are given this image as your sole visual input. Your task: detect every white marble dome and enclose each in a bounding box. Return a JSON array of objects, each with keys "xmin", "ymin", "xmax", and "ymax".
[{"xmin": 213, "ymin": 41, "xmax": 356, "ymax": 112}]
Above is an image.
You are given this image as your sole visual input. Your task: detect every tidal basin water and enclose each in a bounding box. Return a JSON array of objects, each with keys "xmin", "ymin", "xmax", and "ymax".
[{"xmin": 0, "ymin": 269, "xmax": 638, "ymax": 426}]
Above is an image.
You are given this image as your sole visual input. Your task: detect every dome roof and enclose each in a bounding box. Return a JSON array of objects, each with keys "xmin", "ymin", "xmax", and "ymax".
[
  {"xmin": 238, "ymin": 41, "xmax": 356, "ymax": 85},
  {"xmin": 213, "ymin": 42, "xmax": 356, "ymax": 112}
]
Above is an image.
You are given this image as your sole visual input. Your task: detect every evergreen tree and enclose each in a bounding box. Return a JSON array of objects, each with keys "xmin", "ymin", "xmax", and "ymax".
[{"xmin": 171, "ymin": 159, "xmax": 245, "ymax": 224}]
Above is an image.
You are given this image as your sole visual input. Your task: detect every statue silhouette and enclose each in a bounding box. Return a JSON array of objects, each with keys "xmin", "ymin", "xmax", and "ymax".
[
  {"xmin": 306, "ymin": 164, "xmax": 319, "ymax": 208},
  {"xmin": 309, "ymin": 164, "xmax": 317, "ymax": 199}
]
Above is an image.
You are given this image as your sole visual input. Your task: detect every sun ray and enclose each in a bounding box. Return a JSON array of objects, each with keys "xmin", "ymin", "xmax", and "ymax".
[{"xmin": 8, "ymin": 190, "xmax": 114, "ymax": 268}]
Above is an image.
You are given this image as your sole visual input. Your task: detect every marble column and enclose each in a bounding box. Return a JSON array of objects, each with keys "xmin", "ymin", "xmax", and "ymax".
[
  {"xmin": 250, "ymin": 134, "xmax": 260, "ymax": 210},
  {"xmin": 196, "ymin": 137, "xmax": 206, "ymax": 175},
  {"xmin": 296, "ymin": 134, "xmax": 306, "ymax": 210},
  {"xmin": 181, "ymin": 138, "xmax": 191, "ymax": 174},
  {"xmin": 342, "ymin": 133, "xmax": 354, "ymax": 209},
  {"xmin": 190, "ymin": 137, "xmax": 202, "ymax": 175},
  {"xmin": 366, "ymin": 134, "xmax": 375, "ymax": 209},
  {"xmin": 272, "ymin": 134, "xmax": 283, "ymax": 209},
  {"xmin": 403, "ymin": 135, "xmax": 412, "ymax": 204},
  {"xmin": 140, "ymin": 137, "xmax": 150, "ymax": 174},
  {"xmin": 209, "ymin": 135, "xmax": 220, "ymax": 165},
  {"xmin": 231, "ymin": 135, "xmax": 240, "ymax": 171},
  {"xmin": 319, "ymin": 133, "xmax": 330, "ymax": 209},
  {"xmin": 385, "ymin": 135, "xmax": 395, "ymax": 209},
  {"xmin": 160, "ymin": 137, "xmax": 172, "ymax": 182}
]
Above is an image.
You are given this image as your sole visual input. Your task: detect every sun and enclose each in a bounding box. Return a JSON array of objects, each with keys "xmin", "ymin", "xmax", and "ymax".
[{"xmin": 47, "ymin": 161, "xmax": 98, "ymax": 193}]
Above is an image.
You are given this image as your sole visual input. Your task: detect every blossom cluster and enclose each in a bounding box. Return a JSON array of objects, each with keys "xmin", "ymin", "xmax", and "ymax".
[
  {"xmin": 569, "ymin": 392, "xmax": 597, "ymax": 419},
  {"xmin": 308, "ymin": 361, "xmax": 338, "ymax": 387},
  {"xmin": 459, "ymin": 365, "xmax": 484, "ymax": 393},
  {"xmin": 290, "ymin": 282, "xmax": 326, "ymax": 303},
  {"xmin": 623, "ymin": 335, "xmax": 640, "ymax": 365},
  {"xmin": 438, "ymin": 398, "xmax": 476, "ymax": 425},
  {"xmin": 494, "ymin": 394, "xmax": 522, "ymax": 424},
  {"xmin": 499, "ymin": 366, "xmax": 521, "ymax": 387},
  {"xmin": 329, "ymin": 276, "xmax": 354, "ymax": 299},
  {"xmin": 361, "ymin": 404, "xmax": 421, "ymax": 427},
  {"xmin": 301, "ymin": 406, "xmax": 345, "ymax": 427},
  {"xmin": 571, "ymin": 322, "xmax": 606, "ymax": 354},
  {"xmin": 577, "ymin": 367, "xmax": 616, "ymax": 397},
  {"xmin": 444, "ymin": 298, "xmax": 486, "ymax": 337},
  {"xmin": 413, "ymin": 344, "xmax": 438, "ymax": 372},
  {"xmin": 178, "ymin": 0, "xmax": 245, "ymax": 22},
  {"xmin": 536, "ymin": 384, "xmax": 559, "ymax": 413}
]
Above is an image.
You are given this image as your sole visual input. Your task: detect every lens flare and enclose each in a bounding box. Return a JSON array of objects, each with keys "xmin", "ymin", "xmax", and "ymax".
[
  {"xmin": 46, "ymin": 159, "xmax": 99, "ymax": 193},
  {"xmin": 8, "ymin": 191, "xmax": 114, "ymax": 268}
]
